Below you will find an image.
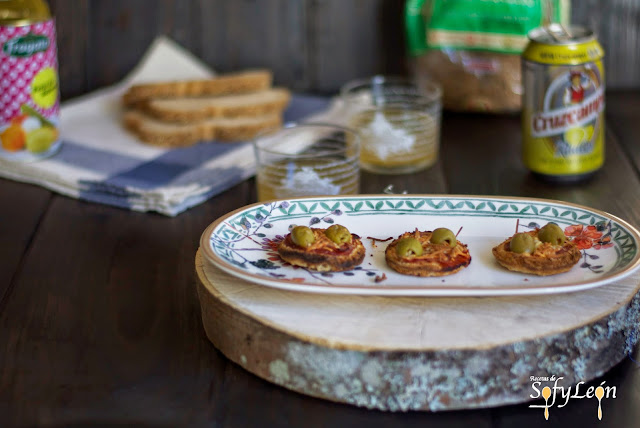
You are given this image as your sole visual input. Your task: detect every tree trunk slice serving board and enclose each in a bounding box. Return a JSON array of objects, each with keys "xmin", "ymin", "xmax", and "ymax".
[{"xmin": 194, "ymin": 250, "xmax": 640, "ymax": 412}]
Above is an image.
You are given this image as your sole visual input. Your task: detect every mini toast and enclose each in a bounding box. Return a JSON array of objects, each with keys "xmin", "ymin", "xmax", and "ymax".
[
  {"xmin": 492, "ymin": 224, "xmax": 581, "ymax": 276},
  {"xmin": 277, "ymin": 224, "xmax": 365, "ymax": 272},
  {"xmin": 140, "ymin": 88, "xmax": 291, "ymax": 122},
  {"xmin": 123, "ymin": 110, "xmax": 282, "ymax": 146},
  {"xmin": 385, "ymin": 228, "xmax": 471, "ymax": 277},
  {"xmin": 122, "ymin": 69, "xmax": 273, "ymax": 106}
]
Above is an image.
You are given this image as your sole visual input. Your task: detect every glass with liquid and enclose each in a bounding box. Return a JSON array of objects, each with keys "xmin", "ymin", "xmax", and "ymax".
[
  {"xmin": 253, "ymin": 123, "xmax": 360, "ymax": 202},
  {"xmin": 341, "ymin": 76, "xmax": 441, "ymax": 174}
]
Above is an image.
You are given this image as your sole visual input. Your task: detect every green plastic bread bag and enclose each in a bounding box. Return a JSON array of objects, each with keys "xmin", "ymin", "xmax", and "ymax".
[{"xmin": 406, "ymin": 0, "xmax": 570, "ymax": 112}]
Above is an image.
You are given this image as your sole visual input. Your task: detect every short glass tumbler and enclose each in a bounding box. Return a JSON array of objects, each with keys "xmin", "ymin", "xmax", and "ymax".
[
  {"xmin": 341, "ymin": 76, "xmax": 442, "ymax": 174},
  {"xmin": 253, "ymin": 123, "xmax": 360, "ymax": 202}
]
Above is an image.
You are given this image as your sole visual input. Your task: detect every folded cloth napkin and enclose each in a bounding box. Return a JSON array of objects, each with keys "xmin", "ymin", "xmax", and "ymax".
[{"xmin": 0, "ymin": 36, "xmax": 335, "ymax": 216}]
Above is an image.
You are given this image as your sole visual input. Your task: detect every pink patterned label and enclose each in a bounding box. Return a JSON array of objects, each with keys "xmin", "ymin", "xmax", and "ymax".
[
  {"xmin": 0, "ymin": 19, "xmax": 59, "ymax": 123},
  {"xmin": 0, "ymin": 19, "xmax": 60, "ymax": 160}
]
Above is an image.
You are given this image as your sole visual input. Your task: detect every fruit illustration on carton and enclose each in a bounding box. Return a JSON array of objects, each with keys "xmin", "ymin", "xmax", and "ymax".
[{"xmin": 1, "ymin": 104, "xmax": 58, "ymax": 153}]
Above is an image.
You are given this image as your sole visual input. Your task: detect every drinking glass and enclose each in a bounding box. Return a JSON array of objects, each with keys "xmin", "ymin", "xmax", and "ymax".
[
  {"xmin": 253, "ymin": 123, "xmax": 360, "ymax": 201},
  {"xmin": 341, "ymin": 76, "xmax": 442, "ymax": 174}
]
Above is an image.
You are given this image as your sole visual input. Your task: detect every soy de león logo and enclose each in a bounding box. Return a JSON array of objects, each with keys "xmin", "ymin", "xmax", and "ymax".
[{"xmin": 529, "ymin": 376, "xmax": 616, "ymax": 420}]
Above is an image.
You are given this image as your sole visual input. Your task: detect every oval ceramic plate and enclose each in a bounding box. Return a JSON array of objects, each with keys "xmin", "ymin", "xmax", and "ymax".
[{"xmin": 200, "ymin": 195, "xmax": 640, "ymax": 296}]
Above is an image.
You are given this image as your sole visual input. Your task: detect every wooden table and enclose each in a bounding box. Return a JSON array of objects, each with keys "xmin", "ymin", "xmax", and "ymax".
[{"xmin": 2, "ymin": 91, "xmax": 639, "ymax": 427}]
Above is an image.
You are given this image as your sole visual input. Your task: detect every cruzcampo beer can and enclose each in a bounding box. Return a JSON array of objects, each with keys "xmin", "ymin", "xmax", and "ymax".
[
  {"xmin": 0, "ymin": 0, "xmax": 61, "ymax": 162},
  {"xmin": 522, "ymin": 24, "xmax": 605, "ymax": 182}
]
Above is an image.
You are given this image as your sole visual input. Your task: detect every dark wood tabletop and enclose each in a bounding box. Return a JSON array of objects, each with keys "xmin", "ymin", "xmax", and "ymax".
[{"xmin": 2, "ymin": 90, "xmax": 639, "ymax": 427}]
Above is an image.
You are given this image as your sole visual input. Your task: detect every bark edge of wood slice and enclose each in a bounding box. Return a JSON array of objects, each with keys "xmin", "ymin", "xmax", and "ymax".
[{"xmin": 194, "ymin": 249, "xmax": 640, "ymax": 412}]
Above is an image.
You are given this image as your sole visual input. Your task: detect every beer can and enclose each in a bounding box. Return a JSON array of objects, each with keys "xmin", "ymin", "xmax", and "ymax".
[
  {"xmin": 0, "ymin": 0, "xmax": 61, "ymax": 162},
  {"xmin": 522, "ymin": 24, "xmax": 605, "ymax": 182}
]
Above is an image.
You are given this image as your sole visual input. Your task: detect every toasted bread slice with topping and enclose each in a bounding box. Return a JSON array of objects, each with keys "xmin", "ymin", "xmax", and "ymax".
[
  {"xmin": 492, "ymin": 230, "xmax": 581, "ymax": 276},
  {"xmin": 278, "ymin": 228, "xmax": 365, "ymax": 272},
  {"xmin": 385, "ymin": 229, "xmax": 471, "ymax": 277}
]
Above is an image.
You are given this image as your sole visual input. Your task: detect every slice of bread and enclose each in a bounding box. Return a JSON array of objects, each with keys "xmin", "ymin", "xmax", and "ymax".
[
  {"xmin": 122, "ymin": 69, "xmax": 273, "ymax": 106},
  {"xmin": 141, "ymin": 88, "xmax": 291, "ymax": 122},
  {"xmin": 123, "ymin": 110, "xmax": 281, "ymax": 147}
]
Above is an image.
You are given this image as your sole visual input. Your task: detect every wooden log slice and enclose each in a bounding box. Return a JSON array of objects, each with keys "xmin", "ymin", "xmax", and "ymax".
[{"xmin": 195, "ymin": 250, "xmax": 640, "ymax": 412}]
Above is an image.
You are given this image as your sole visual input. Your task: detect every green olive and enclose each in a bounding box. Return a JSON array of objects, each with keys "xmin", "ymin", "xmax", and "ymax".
[
  {"xmin": 509, "ymin": 233, "xmax": 536, "ymax": 254},
  {"xmin": 324, "ymin": 224, "xmax": 352, "ymax": 245},
  {"xmin": 430, "ymin": 228, "xmax": 457, "ymax": 247},
  {"xmin": 291, "ymin": 226, "xmax": 316, "ymax": 248},
  {"xmin": 396, "ymin": 237, "xmax": 424, "ymax": 258},
  {"xmin": 538, "ymin": 223, "xmax": 566, "ymax": 245}
]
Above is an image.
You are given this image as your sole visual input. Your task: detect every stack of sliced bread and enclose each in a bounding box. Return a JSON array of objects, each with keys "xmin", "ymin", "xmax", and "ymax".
[{"xmin": 122, "ymin": 69, "xmax": 290, "ymax": 147}]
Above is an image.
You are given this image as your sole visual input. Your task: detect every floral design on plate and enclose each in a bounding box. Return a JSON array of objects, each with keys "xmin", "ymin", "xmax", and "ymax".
[
  {"xmin": 210, "ymin": 201, "xmax": 379, "ymax": 285},
  {"xmin": 564, "ymin": 222, "xmax": 614, "ymax": 274}
]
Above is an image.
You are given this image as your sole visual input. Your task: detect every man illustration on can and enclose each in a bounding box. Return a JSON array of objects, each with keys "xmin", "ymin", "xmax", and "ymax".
[
  {"xmin": 562, "ymin": 70, "xmax": 594, "ymax": 149},
  {"xmin": 563, "ymin": 70, "xmax": 591, "ymax": 105}
]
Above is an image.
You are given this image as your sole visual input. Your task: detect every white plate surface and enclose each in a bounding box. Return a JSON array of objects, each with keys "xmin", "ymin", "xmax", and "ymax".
[{"xmin": 200, "ymin": 195, "xmax": 640, "ymax": 296}]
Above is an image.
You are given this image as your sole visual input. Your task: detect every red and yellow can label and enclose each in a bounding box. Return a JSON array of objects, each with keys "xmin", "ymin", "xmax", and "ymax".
[{"xmin": 522, "ymin": 41, "xmax": 605, "ymax": 176}]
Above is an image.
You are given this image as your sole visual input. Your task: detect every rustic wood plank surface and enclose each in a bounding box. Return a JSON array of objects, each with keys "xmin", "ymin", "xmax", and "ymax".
[
  {"xmin": 0, "ymin": 181, "xmax": 50, "ymax": 305},
  {"xmin": 605, "ymin": 91, "xmax": 640, "ymax": 170},
  {"xmin": 573, "ymin": 0, "xmax": 640, "ymax": 89},
  {"xmin": 47, "ymin": 0, "xmax": 640, "ymax": 100},
  {"xmin": 440, "ymin": 112, "xmax": 640, "ymax": 225},
  {"xmin": 49, "ymin": 0, "xmax": 89, "ymax": 99}
]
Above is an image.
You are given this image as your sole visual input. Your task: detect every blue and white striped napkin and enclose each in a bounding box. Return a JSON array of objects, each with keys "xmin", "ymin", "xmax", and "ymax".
[{"xmin": 0, "ymin": 37, "xmax": 335, "ymax": 216}]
